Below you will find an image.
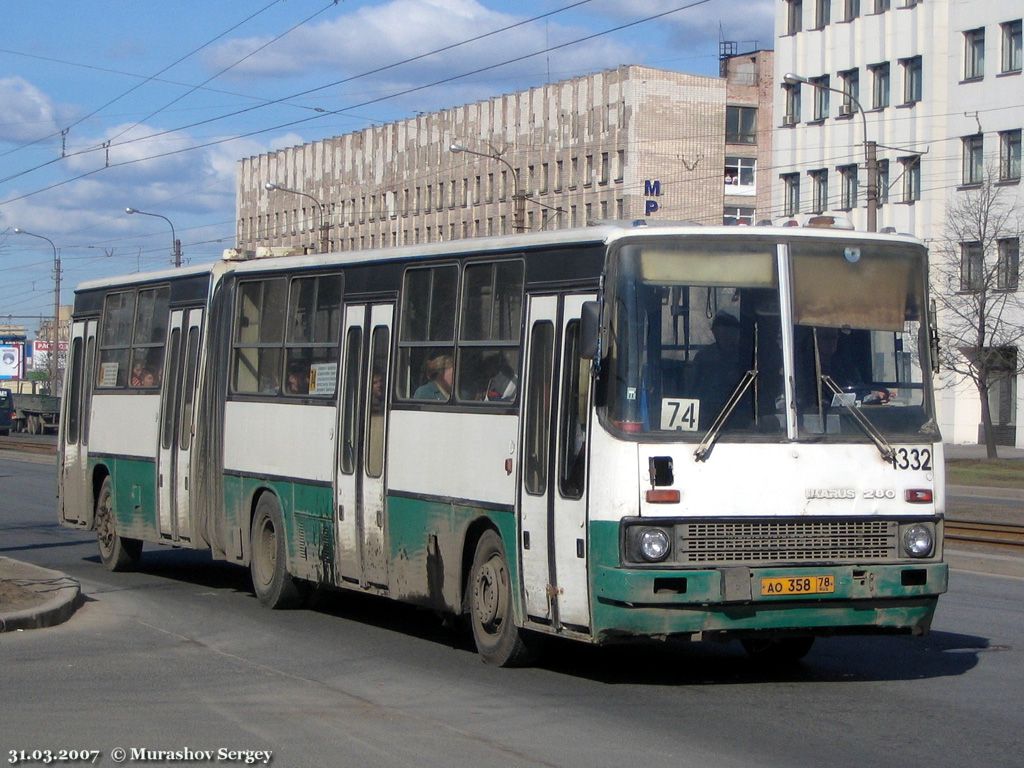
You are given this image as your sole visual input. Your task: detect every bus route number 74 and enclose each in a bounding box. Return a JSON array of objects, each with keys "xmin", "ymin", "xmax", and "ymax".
[{"xmin": 661, "ymin": 398, "xmax": 700, "ymax": 432}]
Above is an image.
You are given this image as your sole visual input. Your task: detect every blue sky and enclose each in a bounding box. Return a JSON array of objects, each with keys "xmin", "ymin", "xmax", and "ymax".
[{"xmin": 0, "ymin": 0, "xmax": 774, "ymax": 335}]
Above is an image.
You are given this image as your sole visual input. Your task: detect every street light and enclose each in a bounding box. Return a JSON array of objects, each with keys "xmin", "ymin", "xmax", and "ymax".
[
  {"xmin": 449, "ymin": 143, "xmax": 526, "ymax": 233},
  {"xmin": 13, "ymin": 228, "xmax": 61, "ymax": 396},
  {"xmin": 264, "ymin": 182, "xmax": 329, "ymax": 253},
  {"xmin": 783, "ymin": 72, "xmax": 878, "ymax": 232},
  {"xmin": 125, "ymin": 207, "xmax": 182, "ymax": 267}
]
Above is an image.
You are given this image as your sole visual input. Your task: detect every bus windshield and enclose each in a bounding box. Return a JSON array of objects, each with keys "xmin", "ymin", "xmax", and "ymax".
[{"xmin": 603, "ymin": 235, "xmax": 937, "ymax": 443}]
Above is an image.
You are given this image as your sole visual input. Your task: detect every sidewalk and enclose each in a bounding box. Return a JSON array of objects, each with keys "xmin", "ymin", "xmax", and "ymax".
[{"xmin": 0, "ymin": 557, "xmax": 81, "ymax": 632}]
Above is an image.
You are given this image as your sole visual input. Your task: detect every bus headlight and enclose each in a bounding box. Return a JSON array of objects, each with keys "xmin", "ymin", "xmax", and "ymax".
[
  {"xmin": 638, "ymin": 528, "xmax": 672, "ymax": 562},
  {"xmin": 903, "ymin": 524, "xmax": 934, "ymax": 558}
]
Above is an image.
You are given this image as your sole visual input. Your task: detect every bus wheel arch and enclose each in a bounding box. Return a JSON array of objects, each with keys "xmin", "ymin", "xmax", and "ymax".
[
  {"xmin": 94, "ymin": 475, "xmax": 142, "ymax": 571},
  {"xmin": 249, "ymin": 490, "xmax": 302, "ymax": 609},
  {"xmin": 466, "ymin": 527, "xmax": 537, "ymax": 667}
]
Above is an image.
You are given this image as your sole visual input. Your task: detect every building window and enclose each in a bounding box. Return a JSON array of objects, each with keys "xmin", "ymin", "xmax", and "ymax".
[
  {"xmin": 815, "ymin": 0, "xmax": 830, "ymax": 28},
  {"xmin": 724, "ymin": 156, "xmax": 756, "ymax": 190},
  {"xmin": 997, "ymin": 238, "xmax": 1020, "ymax": 291},
  {"xmin": 877, "ymin": 159, "xmax": 890, "ymax": 204},
  {"xmin": 783, "ymin": 84, "xmax": 801, "ymax": 125},
  {"xmin": 839, "ymin": 164, "xmax": 858, "ymax": 209},
  {"xmin": 872, "ymin": 0, "xmax": 889, "ymax": 12},
  {"xmin": 965, "ymin": 28, "xmax": 985, "ymax": 80},
  {"xmin": 782, "ymin": 173, "xmax": 801, "ymax": 216},
  {"xmin": 723, "ymin": 206, "xmax": 755, "ymax": 225},
  {"xmin": 726, "ymin": 105, "xmax": 758, "ymax": 143},
  {"xmin": 616, "ymin": 149, "xmax": 625, "ymax": 181},
  {"xmin": 1002, "ymin": 20, "xmax": 1022, "ymax": 73},
  {"xmin": 810, "ymin": 169, "xmax": 829, "ymax": 213},
  {"xmin": 869, "ymin": 62, "xmax": 890, "ymax": 109},
  {"xmin": 963, "ymin": 134, "xmax": 984, "ymax": 185},
  {"xmin": 901, "ymin": 156, "xmax": 921, "ymax": 201},
  {"xmin": 960, "ymin": 242, "xmax": 984, "ymax": 291},
  {"xmin": 787, "ymin": 0, "xmax": 803, "ymax": 34},
  {"xmin": 838, "ymin": 68, "xmax": 859, "ymax": 115},
  {"xmin": 843, "ymin": 0, "xmax": 860, "ymax": 22},
  {"xmin": 600, "ymin": 153, "xmax": 609, "ymax": 184},
  {"xmin": 1000, "ymin": 129, "xmax": 1022, "ymax": 181},
  {"xmin": 809, "ymin": 75, "xmax": 830, "ymax": 120},
  {"xmin": 901, "ymin": 56, "xmax": 923, "ymax": 103}
]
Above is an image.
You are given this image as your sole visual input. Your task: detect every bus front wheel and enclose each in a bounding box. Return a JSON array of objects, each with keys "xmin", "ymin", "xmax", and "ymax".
[
  {"xmin": 95, "ymin": 477, "xmax": 142, "ymax": 572},
  {"xmin": 250, "ymin": 494, "xmax": 301, "ymax": 609},
  {"xmin": 468, "ymin": 530, "xmax": 536, "ymax": 667}
]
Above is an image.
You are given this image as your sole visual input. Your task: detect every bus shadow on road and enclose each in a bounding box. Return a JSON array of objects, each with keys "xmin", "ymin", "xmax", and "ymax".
[
  {"xmin": 532, "ymin": 630, "xmax": 992, "ymax": 685},
  {"xmin": 90, "ymin": 548, "xmax": 991, "ymax": 684}
]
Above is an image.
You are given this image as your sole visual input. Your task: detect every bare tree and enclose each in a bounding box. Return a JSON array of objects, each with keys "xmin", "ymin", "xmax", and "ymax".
[{"xmin": 931, "ymin": 171, "xmax": 1024, "ymax": 458}]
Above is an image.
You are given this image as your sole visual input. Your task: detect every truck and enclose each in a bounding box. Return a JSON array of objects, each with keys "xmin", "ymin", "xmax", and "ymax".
[{"xmin": 0, "ymin": 388, "xmax": 60, "ymax": 435}]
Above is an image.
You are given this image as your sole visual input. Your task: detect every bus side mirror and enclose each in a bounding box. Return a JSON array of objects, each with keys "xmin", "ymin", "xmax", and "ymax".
[{"xmin": 580, "ymin": 301, "xmax": 601, "ymax": 360}]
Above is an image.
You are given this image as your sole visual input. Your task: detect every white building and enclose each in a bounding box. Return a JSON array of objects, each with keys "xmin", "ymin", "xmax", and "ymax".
[{"xmin": 773, "ymin": 0, "xmax": 1023, "ymax": 446}]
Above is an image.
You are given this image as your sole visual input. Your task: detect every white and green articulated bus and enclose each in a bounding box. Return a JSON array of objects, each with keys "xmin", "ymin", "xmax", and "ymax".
[{"xmin": 58, "ymin": 221, "xmax": 947, "ymax": 665}]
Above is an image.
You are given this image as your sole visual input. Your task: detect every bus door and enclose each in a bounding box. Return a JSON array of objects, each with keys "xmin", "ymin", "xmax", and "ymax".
[
  {"xmin": 60, "ymin": 318, "xmax": 98, "ymax": 527},
  {"xmin": 519, "ymin": 293, "xmax": 593, "ymax": 632},
  {"xmin": 156, "ymin": 307, "xmax": 203, "ymax": 542},
  {"xmin": 335, "ymin": 302, "xmax": 393, "ymax": 589}
]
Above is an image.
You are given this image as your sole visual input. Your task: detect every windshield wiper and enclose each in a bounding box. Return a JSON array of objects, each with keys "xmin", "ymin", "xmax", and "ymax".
[
  {"xmin": 820, "ymin": 375, "xmax": 895, "ymax": 462},
  {"xmin": 694, "ymin": 369, "xmax": 757, "ymax": 462}
]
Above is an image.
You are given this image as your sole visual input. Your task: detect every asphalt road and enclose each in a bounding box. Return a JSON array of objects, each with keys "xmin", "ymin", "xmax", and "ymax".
[{"xmin": 2, "ymin": 453, "xmax": 1023, "ymax": 768}]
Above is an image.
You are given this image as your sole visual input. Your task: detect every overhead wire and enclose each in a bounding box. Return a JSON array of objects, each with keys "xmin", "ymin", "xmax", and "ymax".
[
  {"xmin": 0, "ymin": 0, "xmax": 599, "ymax": 189},
  {"xmin": 0, "ymin": 0, "xmax": 288, "ymax": 162}
]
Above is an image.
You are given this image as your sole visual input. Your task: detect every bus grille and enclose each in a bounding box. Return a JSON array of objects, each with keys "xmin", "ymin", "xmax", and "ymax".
[{"xmin": 677, "ymin": 519, "xmax": 897, "ymax": 566}]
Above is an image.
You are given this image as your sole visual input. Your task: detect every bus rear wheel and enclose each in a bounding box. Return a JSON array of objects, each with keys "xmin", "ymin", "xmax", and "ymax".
[
  {"xmin": 741, "ymin": 636, "xmax": 815, "ymax": 664},
  {"xmin": 468, "ymin": 530, "xmax": 536, "ymax": 667},
  {"xmin": 95, "ymin": 477, "xmax": 142, "ymax": 572},
  {"xmin": 250, "ymin": 494, "xmax": 302, "ymax": 609}
]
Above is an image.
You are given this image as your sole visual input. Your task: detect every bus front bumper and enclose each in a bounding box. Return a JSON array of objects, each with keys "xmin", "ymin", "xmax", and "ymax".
[{"xmin": 590, "ymin": 562, "xmax": 947, "ymax": 642}]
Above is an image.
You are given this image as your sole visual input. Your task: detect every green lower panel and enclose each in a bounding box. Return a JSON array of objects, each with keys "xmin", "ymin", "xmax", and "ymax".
[
  {"xmin": 90, "ymin": 456, "xmax": 158, "ymax": 542},
  {"xmin": 387, "ymin": 495, "xmax": 518, "ymax": 617},
  {"xmin": 223, "ymin": 475, "xmax": 334, "ymax": 583},
  {"xmin": 589, "ymin": 519, "xmax": 948, "ymax": 642}
]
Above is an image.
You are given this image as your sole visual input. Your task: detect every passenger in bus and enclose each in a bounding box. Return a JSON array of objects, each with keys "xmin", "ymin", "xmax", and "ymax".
[
  {"xmin": 481, "ymin": 353, "xmax": 517, "ymax": 402},
  {"xmin": 692, "ymin": 312, "xmax": 747, "ymax": 428},
  {"xmin": 815, "ymin": 327, "xmax": 889, "ymax": 404},
  {"xmin": 142, "ymin": 368, "xmax": 159, "ymax": 388},
  {"xmin": 414, "ymin": 353, "xmax": 453, "ymax": 400},
  {"xmin": 130, "ymin": 362, "xmax": 145, "ymax": 387},
  {"xmin": 286, "ymin": 364, "xmax": 309, "ymax": 395}
]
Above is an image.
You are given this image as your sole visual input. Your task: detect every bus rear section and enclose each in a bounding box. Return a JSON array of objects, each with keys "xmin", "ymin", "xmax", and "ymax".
[{"xmin": 573, "ymin": 229, "xmax": 946, "ymax": 657}]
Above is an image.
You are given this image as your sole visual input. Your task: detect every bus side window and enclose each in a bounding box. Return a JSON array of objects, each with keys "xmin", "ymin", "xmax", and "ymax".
[{"xmin": 558, "ymin": 321, "xmax": 587, "ymax": 499}]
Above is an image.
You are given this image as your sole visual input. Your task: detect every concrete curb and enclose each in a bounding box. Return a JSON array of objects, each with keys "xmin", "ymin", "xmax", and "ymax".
[{"xmin": 0, "ymin": 557, "xmax": 82, "ymax": 632}]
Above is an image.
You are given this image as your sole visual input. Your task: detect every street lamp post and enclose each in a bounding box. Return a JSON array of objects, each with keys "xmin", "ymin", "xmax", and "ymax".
[
  {"xmin": 13, "ymin": 228, "xmax": 61, "ymax": 396},
  {"xmin": 783, "ymin": 73, "xmax": 878, "ymax": 232},
  {"xmin": 449, "ymin": 143, "xmax": 526, "ymax": 232},
  {"xmin": 264, "ymin": 182, "xmax": 329, "ymax": 253},
  {"xmin": 125, "ymin": 207, "xmax": 182, "ymax": 267}
]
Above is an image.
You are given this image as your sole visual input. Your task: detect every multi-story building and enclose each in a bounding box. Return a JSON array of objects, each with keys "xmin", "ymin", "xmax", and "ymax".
[
  {"xmin": 773, "ymin": 0, "xmax": 1023, "ymax": 446},
  {"xmin": 722, "ymin": 46, "xmax": 775, "ymax": 225},
  {"xmin": 236, "ymin": 58, "xmax": 775, "ymax": 256}
]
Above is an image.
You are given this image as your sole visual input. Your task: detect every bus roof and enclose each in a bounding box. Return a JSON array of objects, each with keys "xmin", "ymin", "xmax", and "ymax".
[{"xmin": 73, "ymin": 221, "xmax": 926, "ymax": 292}]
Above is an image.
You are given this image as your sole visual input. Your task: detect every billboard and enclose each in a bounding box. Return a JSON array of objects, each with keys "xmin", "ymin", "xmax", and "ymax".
[
  {"xmin": 0, "ymin": 344, "xmax": 23, "ymax": 379},
  {"xmin": 31, "ymin": 340, "xmax": 68, "ymax": 373}
]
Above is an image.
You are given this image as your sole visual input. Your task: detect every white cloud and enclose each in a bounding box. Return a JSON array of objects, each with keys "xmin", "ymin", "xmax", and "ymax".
[
  {"xmin": 205, "ymin": 0, "xmax": 635, "ymax": 91},
  {"xmin": 0, "ymin": 77, "xmax": 59, "ymax": 143}
]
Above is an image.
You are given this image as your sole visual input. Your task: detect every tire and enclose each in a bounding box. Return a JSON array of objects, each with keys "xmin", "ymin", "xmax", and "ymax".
[
  {"xmin": 250, "ymin": 493, "xmax": 301, "ymax": 609},
  {"xmin": 95, "ymin": 476, "xmax": 143, "ymax": 572},
  {"xmin": 741, "ymin": 636, "xmax": 815, "ymax": 664},
  {"xmin": 468, "ymin": 529, "xmax": 536, "ymax": 666}
]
